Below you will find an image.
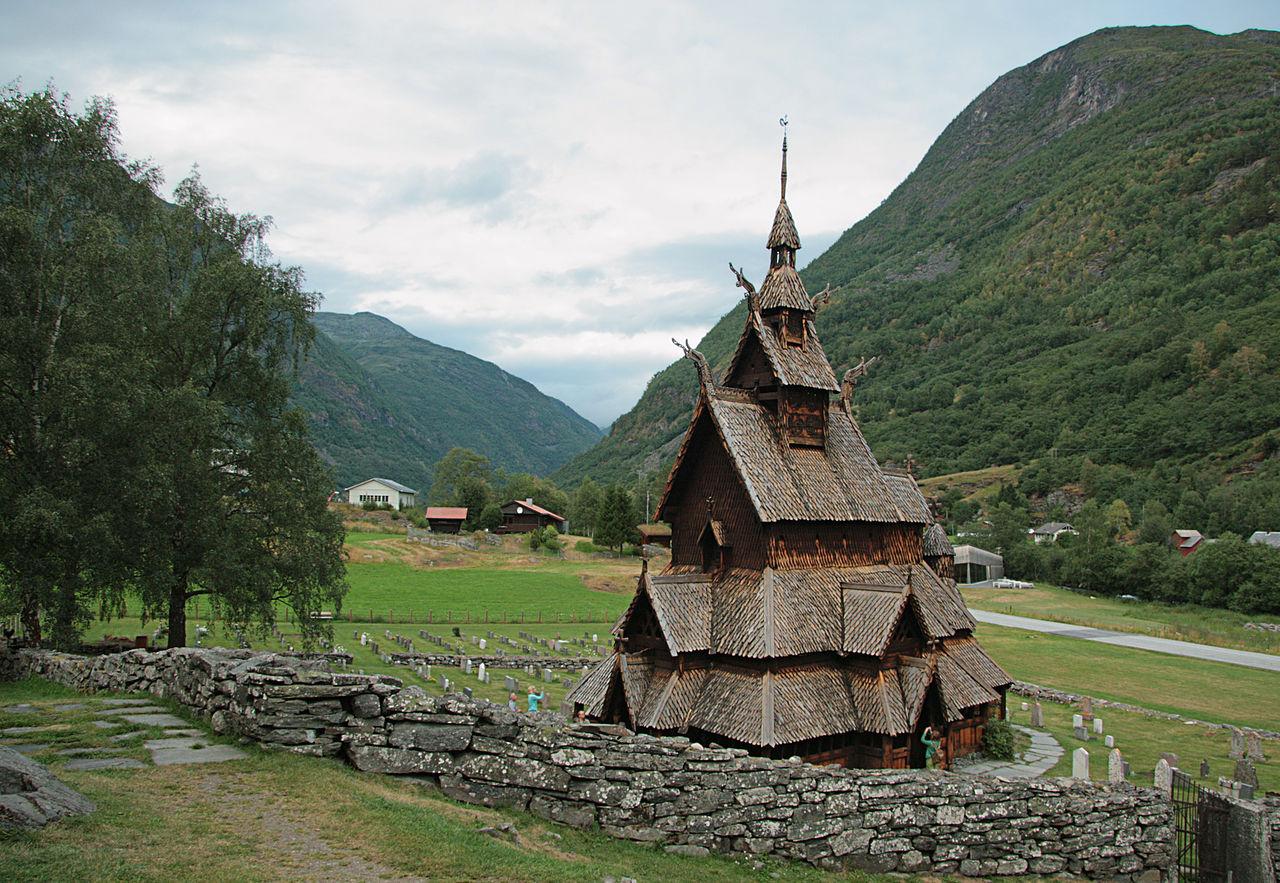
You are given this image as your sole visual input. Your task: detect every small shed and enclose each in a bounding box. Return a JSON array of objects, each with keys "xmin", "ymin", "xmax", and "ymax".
[
  {"xmin": 498, "ymin": 498, "xmax": 566, "ymax": 534},
  {"xmin": 1171, "ymin": 529, "xmax": 1203, "ymax": 557},
  {"xmin": 636, "ymin": 523, "xmax": 672, "ymax": 548},
  {"xmin": 953, "ymin": 545, "xmax": 1004, "ymax": 584},
  {"xmin": 425, "ymin": 507, "xmax": 468, "ymax": 534},
  {"xmin": 345, "ymin": 478, "xmax": 417, "ymax": 511}
]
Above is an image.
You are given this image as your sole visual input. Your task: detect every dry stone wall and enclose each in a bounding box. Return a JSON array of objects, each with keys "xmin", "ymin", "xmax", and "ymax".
[{"xmin": 5, "ymin": 646, "xmax": 1172, "ymax": 879}]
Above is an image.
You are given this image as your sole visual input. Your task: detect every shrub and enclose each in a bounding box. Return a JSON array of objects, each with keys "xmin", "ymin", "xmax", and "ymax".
[
  {"xmin": 527, "ymin": 530, "xmax": 542, "ymax": 551},
  {"xmin": 389, "ymin": 511, "xmax": 400, "ymax": 521},
  {"xmin": 540, "ymin": 525, "xmax": 563, "ymax": 552},
  {"xmin": 575, "ymin": 539, "xmax": 598, "ymax": 553},
  {"xmin": 982, "ymin": 717, "xmax": 1017, "ymax": 761}
]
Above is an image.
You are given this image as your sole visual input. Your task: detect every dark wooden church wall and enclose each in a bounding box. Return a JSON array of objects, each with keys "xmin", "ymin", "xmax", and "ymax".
[
  {"xmin": 666, "ymin": 416, "xmax": 767, "ymax": 570},
  {"xmin": 767, "ymin": 521, "xmax": 922, "ymax": 569},
  {"xmin": 781, "ymin": 387, "xmax": 827, "ymax": 447}
]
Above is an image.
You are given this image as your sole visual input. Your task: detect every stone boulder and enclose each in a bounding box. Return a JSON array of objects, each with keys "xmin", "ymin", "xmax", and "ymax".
[{"xmin": 0, "ymin": 746, "xmax": 95, "ymax": 829}]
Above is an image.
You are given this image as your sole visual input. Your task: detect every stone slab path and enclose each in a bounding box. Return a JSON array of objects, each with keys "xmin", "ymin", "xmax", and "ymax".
[
  {"xmin": 1, "ymin": 697, "xmax": 248, "ymax": 770},
  {"xmin": 970, "ymin": 608, "xmax": 1280, "ymax": 672},
  {"xmin": 956, "ymin": 725, "xmax": 1063, "ymax": 779}
]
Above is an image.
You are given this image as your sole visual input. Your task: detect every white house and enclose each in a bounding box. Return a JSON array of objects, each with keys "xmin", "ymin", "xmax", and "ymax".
[
  {"xmin": 344, "ymin": 478, "xmax": 417, "ymax": 510},
  {"xmin": 1029, "ymin": 521, "xmax": 1077, "ymax": 544}
]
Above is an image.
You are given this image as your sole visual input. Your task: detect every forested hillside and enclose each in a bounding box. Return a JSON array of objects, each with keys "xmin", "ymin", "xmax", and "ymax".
[
  {"xmin": 555, "ymin": 26, "xmax": 1280, "ymax": 528},
  {"xmin": 294, "ymin": 312, "xmax": 601, "ymax": 494}
]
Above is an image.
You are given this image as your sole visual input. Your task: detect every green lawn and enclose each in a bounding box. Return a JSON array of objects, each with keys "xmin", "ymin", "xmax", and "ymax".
[
  {"xmin": 962, "ymin": 581, "xmax": 1280, "ymax": 655},
  {"xmin": 978, "ymin": 623, "xmax": 1280, "ymax": 732},
  {"xmin": 1006, "ymin": 696, "xmax": 1279, "ymax": 793},
  {"xmin": 0, "ymin": 679, "xmax": 878, "ymax": 883},
  {"xmin": 339, "ymin": 563, "xmax": 630, "ymax": 624}
]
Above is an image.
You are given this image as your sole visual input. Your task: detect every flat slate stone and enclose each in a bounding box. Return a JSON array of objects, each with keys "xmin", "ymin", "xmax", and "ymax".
[
  {"xmin": 161, "ymin": 729, "xmax": 202, "ymax": 738},
  {"xmin": 51, "ymin": 704, "xmax": 87, "ymax": 712},
  {"xmin": 62, "ymin": 757, "xmax": 145, "ymax": 771},
  {"xmin": 91, "ymin": 720, "xmax": 124, "ymax": 730},
  {"xmin": 118, "ymin": 713, "xmax": 187, "ymax": 728},
  {"xmin": 108, "ymin": 732, "xmax": 143, "ymax": 743},
  {"xmin": 96, "ymin": 699, "xmax": 154, "ymax": 707},
  {"xmin": 56, "ymin": 748, "xmax": 125, "ymax": 757},
  {"xmin": 145, "ymin": 738, "xmax": 247, "ymax": 766},
  {"xmin": 5, "ymin": 744, "xmax": 51, "ymax": 755},
  {"xmin": 2, "ymin": 705, "xmax": 39, "ymax": 714},
  {"xmin": 2, "ymin": 726, "xmax": 51, "ymax": 735},
  {"xmin": 95, "ymin": 706, "xmax": 166, "ymax": 716}
]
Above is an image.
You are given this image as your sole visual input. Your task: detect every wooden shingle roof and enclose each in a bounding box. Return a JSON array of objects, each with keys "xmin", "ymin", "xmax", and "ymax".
[
  {"xmin": 563, "ymin": 651, "xmax": 617, "ymax": 716},
  {"xmin": 923, "ymin": 522, "xmax": 954, "ymax": 558},
  {"xmin": 688, "ymin": 391, "xmax": 905, "ymax": 524},
  {"xmin": 622, "ymin": 564, "xmax": 973, "ymax": 661},
  {"xmin": 768, "ymin": 198, "xmax": 801, "ymax": 250},
  {"xmin": 726, "ymin": 309, "xmax": 839, "ymax": 392},
  {"xmin": 882, "ymin": 471, "xmax": 931, "ymax": 524},
  {"xmin": 758, "ymin": 264, "xmax": 812, "ymax": 312}
]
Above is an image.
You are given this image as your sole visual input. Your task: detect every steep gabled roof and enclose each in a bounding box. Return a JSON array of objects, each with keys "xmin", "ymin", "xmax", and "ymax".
[
  {"xmin": 563, "ymin": 651, "xmax": 618, "ymax": 716},
  {"xmin": 676, "ymin": 390, "xmax": 905, "ymax": 524},
  {"xmin": 502, "ymin": 499, "xmax": 565, "ymax": 521},
  {"xmin": 724, "ymin": 308, "xmax": 839, "ymax": 392}
]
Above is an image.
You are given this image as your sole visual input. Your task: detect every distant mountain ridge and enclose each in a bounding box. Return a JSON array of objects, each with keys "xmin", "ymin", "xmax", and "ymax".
[
  {"xmin": 553, "ymin": 26, "xmax": 1280, "ymax": 494},
  {"xmin": 294, "ymin": 312, "xmax": 601, "ymax": 494}
]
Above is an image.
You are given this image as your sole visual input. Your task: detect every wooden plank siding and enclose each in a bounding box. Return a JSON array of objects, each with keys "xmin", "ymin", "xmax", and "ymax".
[{"xmin": 767, "ymin": 521, "xmax": 921, "ymax": 569}]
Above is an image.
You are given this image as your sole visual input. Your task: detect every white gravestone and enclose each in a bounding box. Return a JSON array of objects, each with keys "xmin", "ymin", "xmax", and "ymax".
[
  {"xmin": 478, "ymin": 638, "xmax": 487, "ymax": 650},
  {"xmin": 477, "ymin": 663, "xmax": 486, "ymax": 681},
  {"xmin": 1072, "ymin": 713, "xmax": 1083, "ymax": 729},
  {"xmin": 1108, "ymin": 749, "xmax": 1125, "ymax": 784},
  {"xmin": 1020, "ymin": 701, "xmax": 1029, "ymax": 712},
  {"xmin": 1154, "ymin": 758, "xmax": 1173, "ymax": 796},
  {"xmin": 1093, "ymin": 717, "xmax": 1103, "ymax": 734},
  {"xmin": 1105, "ymin": 734, "xmax": 1114, "ymax": 748},
  {"xmin": 1072, "ymin": 747, "xmax": 1090, "ymax": 780}
]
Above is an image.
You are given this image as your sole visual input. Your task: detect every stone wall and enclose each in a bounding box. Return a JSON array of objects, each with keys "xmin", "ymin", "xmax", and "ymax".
[{"xmin": 5, "ymin": 646, "xmax": 1173, "ymax": 879}]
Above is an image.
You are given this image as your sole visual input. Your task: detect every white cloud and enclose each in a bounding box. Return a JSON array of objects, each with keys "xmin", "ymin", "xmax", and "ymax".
[{"xmin": 6, "ymin": 0, "xmax": 1279, "ymax": 425}]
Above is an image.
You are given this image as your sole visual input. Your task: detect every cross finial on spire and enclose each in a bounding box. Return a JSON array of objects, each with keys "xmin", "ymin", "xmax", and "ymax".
[{"xmin": 779, "ymin": 115, "xmax": 789, "ymax": 200}]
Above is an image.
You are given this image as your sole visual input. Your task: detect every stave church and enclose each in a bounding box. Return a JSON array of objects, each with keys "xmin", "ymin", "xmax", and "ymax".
[{"xmin": 566, "ymin": 132, "xmax": 1011, "ymax": 769}]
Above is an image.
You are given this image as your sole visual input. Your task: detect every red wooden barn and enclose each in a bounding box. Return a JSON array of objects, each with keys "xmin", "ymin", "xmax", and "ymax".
[
  {"xmin": 567, "ymin": 136, "xmax": 1010, "ymax": 770},
  {"xmin": 425, "ymin": 507, "xmax": 468, "ymax": 534}
]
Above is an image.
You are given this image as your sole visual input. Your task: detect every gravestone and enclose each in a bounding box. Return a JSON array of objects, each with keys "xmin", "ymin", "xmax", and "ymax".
[
  {"xmin": 592, "ymin": 633, "xmax": 598, "ymax": 642},
  {"xmin": 543, "ymin": 668, "xmax": 554, "ymax": 683},
  {"xmin": 1230, "ymin": 728, "xmax": 1245, "ymax": 759},
  {"xmin": 1245, "ymin": 732, "xmax": 1264, "ymax": 762},
  {"xmin": 1074, "ymin": 726, "xmax": 1090, "ymax": 741},
  {"xmin": 1154, "ymin": 758, "xmax": 1173, "ymax": 795},
  {"xmin": 1122, "ymin": 760, "xmax": 1131, "ymax": 778},
  {"xmin": 1080, "ymin": 696, "xmax": 1094, "ymax": 723},
  {"xmin": 478, "ymin": 638, "xmax": 487, "ymax": 650},
  {"xmin": 1020, "ymin": 701, "xmax": 1029, "ymax": 712},
  {"xmin": 1105, "ymin": 735, "xmax": 1115, "ymax": 748},
  {"xmin": 1108, "ymin": 749, "xmax": 1124, "ymax": 784},
  {"xmin": 464, "ymin": 687, "xmax": 473, "ymax": 699},
  {"xmin": 1160, "ymin": 752, "xmax": 1179, "ymax": 769},
  {"xmin": 1072, "ymin": 713, "xmax": 1083, "ymax": 729},
  {"xmin": 1234, "ymin": 757, "xmax": 1258, "ymax": 788},
  {"xmin": 1093, "ymin": 717, "xmax": 1103, "ymax": 734},
  {"xmin": 441, "ymin": 677, "xmax": 450, "ymax": 691},
  {"xmin": 1200, "ymin": 758, "xmax": 1210, "ymax": 778},
  {"xmin": 1072, "ymin": 747, "xmax": 1090, "ymax": 780},
  {"xmin": 464, "ymin": 660, "xmax": 473, "ymax": 675},
  {"xmin": 505, "ymin": 676, "xmax": 517, "ymax": 692},
  {"xmin": 1030, "ymin": 702, "xmax": 1044, "ymax": 728},
  {"xmin": 477, "ymin": 663, "xmax": 486, "ymax": 681}
]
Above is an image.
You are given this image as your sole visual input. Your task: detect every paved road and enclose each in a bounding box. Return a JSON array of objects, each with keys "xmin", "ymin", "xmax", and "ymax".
[{"xmin": 969, "ymin": 608, "xmax": 1280, "ymax": 673}]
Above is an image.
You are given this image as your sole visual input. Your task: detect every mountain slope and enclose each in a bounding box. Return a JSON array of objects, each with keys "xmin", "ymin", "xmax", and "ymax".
[
  {"xmin": 554, "ymin": 26, "xmax": 1280, "ymax": 493},
  {"xmin": 295, "ymin": 312, "xmax": 601, "ymax": 493}
]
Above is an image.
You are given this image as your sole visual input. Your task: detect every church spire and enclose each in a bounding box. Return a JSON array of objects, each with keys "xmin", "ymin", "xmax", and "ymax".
[
  {"xmin": 766, "ymin": 118, "xmax": 801, "ymax": 260},
  {"xmin": 780, "ymin": 118, "xmax": 788, "ymax": 201}
]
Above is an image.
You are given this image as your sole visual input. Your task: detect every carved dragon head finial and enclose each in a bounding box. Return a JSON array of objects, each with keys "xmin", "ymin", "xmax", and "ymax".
[
  {"xmin": 673, "ymin": 338, "xmax": 715, "ymax": 393},
  {"xmin": 812, "ymin": 283, "xmax": 833, "ymax": 309},
  {"xmin": 729, "ymin": 262, "xmax": 759, "ymax": 312},
  {"xmin": 840, "ymin": 355, "xmax": 881, "ymax": 414}
]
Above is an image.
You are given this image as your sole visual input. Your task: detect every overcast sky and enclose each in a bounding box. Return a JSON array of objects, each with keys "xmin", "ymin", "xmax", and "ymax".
[{"xmin": 6, "ymin": 2, "xmax": 1278, "ymax": 426}]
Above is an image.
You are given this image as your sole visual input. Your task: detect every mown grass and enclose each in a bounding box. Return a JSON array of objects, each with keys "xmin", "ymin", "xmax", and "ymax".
[
  {"xmin": 1008, "ymin": 696, "xmax": 1279, "ymax": 793},
  {"xmin": 978, "ymin": 623, "xmax": 1280, "ymax": 732},
  {"xmin": 1, "ymin": 678, "xmax": 885, "ymax": 883},
  {"xmin": 962, "ymin": 581, "xmax": 1280, "ymax": 655}
]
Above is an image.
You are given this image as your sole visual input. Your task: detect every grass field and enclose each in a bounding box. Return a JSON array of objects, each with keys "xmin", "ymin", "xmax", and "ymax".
[
  {"xmin": 962, "ymin": 581, "xmax": 1280, "ymax": 655},
  {"xmin": 1005, "ymin": 696, "xmax": 1279, "ymax": 793},
  {"xmin": 977, "ymin": 623, "xmax": 1280, "ymax": 732},
  {"xmin": 0, "ymin": 679, "xmax": 875, "ymax": 883}
]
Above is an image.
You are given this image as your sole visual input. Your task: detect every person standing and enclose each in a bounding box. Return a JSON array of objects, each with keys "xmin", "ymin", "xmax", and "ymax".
[
  {"xmin": 527, "ymin": 685, "xmax": 544, "ymax": 713},
  {"xmin": 507, "ymin": 692, "xmax": 519, "ymax": 711},
  {"xmin": 922, "ymin": 726, "xmax": 944, "ymax": 770}
]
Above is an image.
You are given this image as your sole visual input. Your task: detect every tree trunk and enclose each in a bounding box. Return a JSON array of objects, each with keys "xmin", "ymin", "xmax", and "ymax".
[
  {"xmin": 20, "ymin": 595, "xmax": 41, "ymax": 647},
  {"xmin": 167, "ymin": 576, "xmax": 188, "ymax": 648}
]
